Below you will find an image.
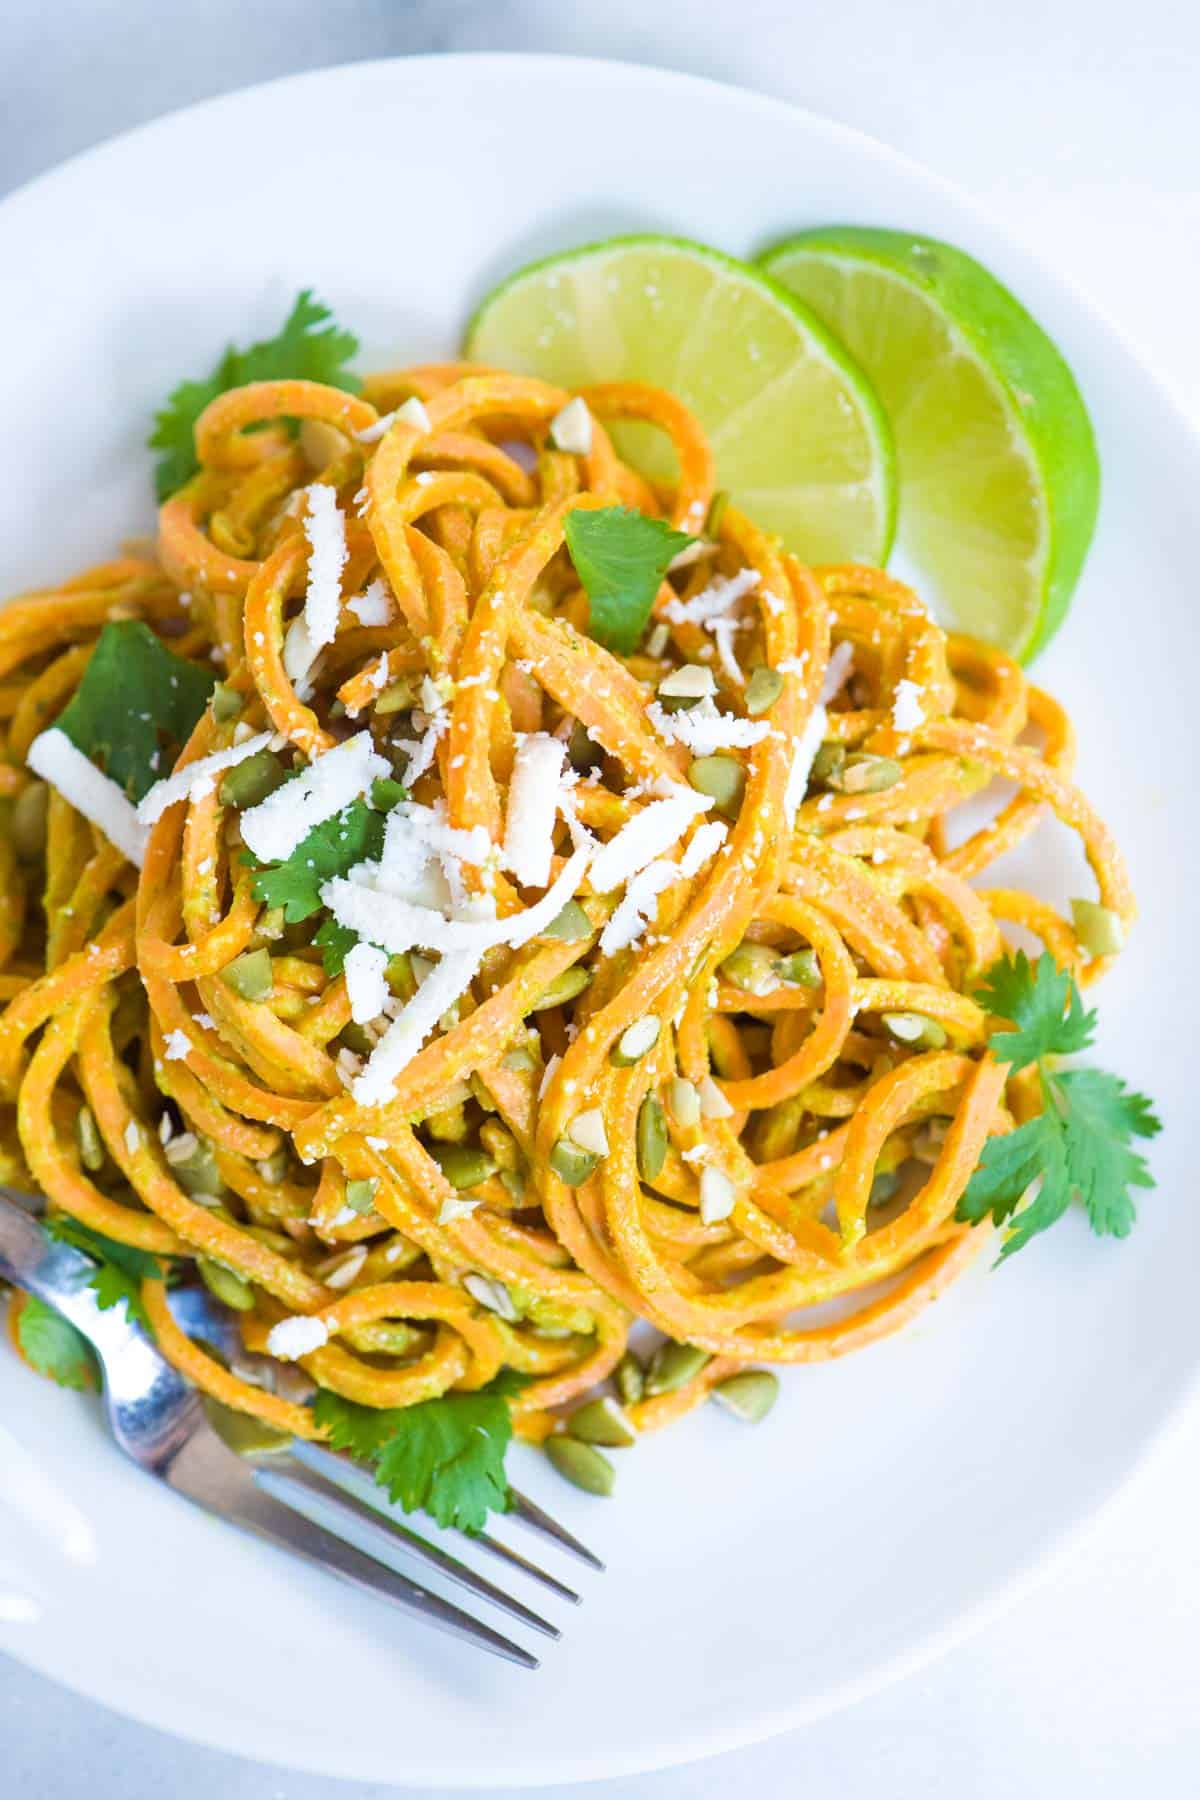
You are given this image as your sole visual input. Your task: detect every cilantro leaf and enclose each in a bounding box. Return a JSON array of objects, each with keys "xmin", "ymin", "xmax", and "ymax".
[
  {"xmin": 313, "ymin": 916, "xmax": 360, "ymax": 977},
  {"xmin": 312, "ymin": 1372, "xmax": 522, "ymax": 1535},
  {"xmin": 55, "ymin": 620, "xmax": 216, "ymax": 801},
  {"xmin": 564, "ymin": 506, "xmax": 694, "ymax": 655},
  {"xmin": 958, "ymin": 1065, "xmax": 1161, "ymax": 1260},
  {"xmin": 44, "ymin": 1216, "xmax": 164, "ymax": 1327},
  {"xmin": 149, "ymin": 290, "xmax": 361, "ymax": 500},
  {"xmin": 974, "ymin": 950, "xmax": 1096, "ymax": 1071},
  {"xmin": 14, "ymin": 1294, "xmax": 96, "ymax": 1391},
  {"xmin": 250, "ymin": 799, "xmax": 385, "ymax": 923}
]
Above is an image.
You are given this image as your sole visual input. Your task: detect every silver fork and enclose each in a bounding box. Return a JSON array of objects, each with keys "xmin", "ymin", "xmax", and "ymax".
[{"xmin": 0, "ymin": 1189, "xmax": 602, "ymax": 1670}]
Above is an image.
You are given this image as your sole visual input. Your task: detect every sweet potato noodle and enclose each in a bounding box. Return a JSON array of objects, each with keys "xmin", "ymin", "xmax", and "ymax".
[{"xmin": 0, "ymin": 367, "xmax": 1133, "ymax": 1443}]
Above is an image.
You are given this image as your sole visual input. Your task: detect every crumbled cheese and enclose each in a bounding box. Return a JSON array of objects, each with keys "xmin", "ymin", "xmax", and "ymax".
[
  {"xmin": 26, "ymin": 729, "xmax": 148, "ymax": 866},
  {"xmin": 784, "ymin": 703, "xmax": 828, "ymax": 824},
  {"xmin": 351, "ymin": 949, "xmax": 482, "ymax": 1106},
  {"xmin": 301, "ymin": 484, "xmax": 348, "ymax": 649},
  {"xmin": 347, "ymin": 580, "xmax": 393, "ymax": 628},
  {"xmin": 136, "ymin": 730, "xmax": 274, "ymax": 826},
  {"xmin": 647, "ymin": 697, "xmax": 769, "ymax": 757},
  {"xmin": 266, "ymin": 1316, "xmax": 330, "ymax": 1360},
  {"xmin": 163, "ymin": 1028, "xmax": 191, "ymax": 1061},
  {"xmin": 503, "ymin": 732, "xmax": 564, "ymax": 888},
  {"xmin": 709, "ymin": 617, "xmax": 745, "ymax": 687},
  {"xmin": 589, "ymin": 787, "xmax": 710, "ymax": 894},
  {"xmin": 194, "ymin": 1012, "xmax": 216, "ymax": 1030},
  {"xmin": 240, "ymin": 732, "xmax": 389, "ymax": 863},
  {"xmin": 678, "ymin": 819, "xmax": 728, "ymax": 877},
  {"xmin": 548, "ymin": 397, "xmax": 593, "ymax": 456},
  {"xmin": 343, "ymin": 940, "xmax": 390, "ymax": 1025},
  {"xmin": 598, "ymin": 859, "xmax": 676, "ymax": 955},
  {"xmin": 662, "ymin": 568, "xmax": 759, "ymax": 627},
  {"xmin": 892, "ymin": 677, "xmax": 925, "ymax": 733},
  {"xmin": 821, "ymin": 641, "xmax": 855, "ymax": 704}
]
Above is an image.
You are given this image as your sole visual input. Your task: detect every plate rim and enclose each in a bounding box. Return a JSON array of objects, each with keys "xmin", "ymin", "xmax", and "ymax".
[{"xmin": 2, "ymin": 49, "xmax": 1199, "ymax": 1788}]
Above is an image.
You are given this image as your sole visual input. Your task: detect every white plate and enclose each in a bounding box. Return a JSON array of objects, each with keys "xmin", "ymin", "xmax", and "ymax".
[{"xmin": 0, "ymin": 53, "xmax": 1195, "ymax": 1789}]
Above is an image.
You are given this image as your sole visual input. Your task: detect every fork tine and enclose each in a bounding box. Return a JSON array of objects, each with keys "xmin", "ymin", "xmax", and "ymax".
[
  {"xmin": 229, "ymin": 1469, "xmax": 539, "ymax": 1668},
  {"xmin": 471, "ymin": 1530, "xmax": 581, "ymax": 1605},
  {"xmin": 507, "ymin": 1487, "xmax": 606, "ymax": 1572},
  {"xmin": 275, "ymin": 1450, "xmax": 561, "ymax": 1639}
]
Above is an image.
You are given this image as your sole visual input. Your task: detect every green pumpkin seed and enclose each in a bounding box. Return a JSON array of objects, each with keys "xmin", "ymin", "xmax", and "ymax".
[
  {"xmin": 777, "ymin": 948, "xmax": 820, "ymax": 987},
  {"xmin": 869, "ymin": 1170, "xmax": 900, "ymax": 1208},
  {"xmin": 374, "ymin": 679, "xmax": 417, "ymax": 715},
  {"xmin": 210, "ymin": 681, "xmax": 243, "ymax": 722},
  {"xmin": 339, "ymin": 1020, "xmax": 375, "ymax": 1056},
  {"xmin": 744, "ymin": 666, "xmax": 784, "ymax": 716},
  {"xmin": 256, "ymin": 1148, "xmax": 291, "ymax": 1185},
  {"xmin": 830, "ymin": 754, "xmax": 903, "ymax": 795},
  {"xmin": 531, "ymin": 965, "xmax": 591, "ymax": 1011},
  {"xmin": 614, "ymin": 1350, "xmax": 645, "ymax": 1406},
  {"xmin": 658, "ymin": 664, "xmax": 715, "ymax": 701},
  {"xmin": 501, "ymin": 1046, "xmax": 537, "ymax": 1072},
  {"xmin": 11, "ymin": 781, "xmax": 49, "ymax": 863},
  {"xmin": 74, "ymin": 1104, "xmax": 105, "ymax": 1172},
  {"xmin": 567, "ymin": 1396, "xmax": 637, "ymax": 1448},
  {"xmin": 882, "ymin": 1011, "xmax": 947, "ymax": 1049},
  {"xmin": 429, "ymin": 1145, "xmax": 497, "ymax": 1190},
  {"xmin": 220, "ymin": 947, "xmax": 274, "ymax": 1002},
  {"xmin": 164, "ymin": 1132, "xmax": 224, "ymax": 1198},
  {"xmin": 687, "ymin": 754, "xmax": 745, "ymax": 817},
  {"xmin": 499, "ymin": 1168, "xmax": 527, "ymax": 1203},
  {"xmin": 549, "ymin": 1138, "xmax": 599, "ymax": 1187},
  {"xmin": 197, "ymin": 1256, "xmax": 255, "ymax": 1312},
  {"xmin": 345, "ymin": 1177, "xmax": 379, "ymax": 1214},
  {"xmin": 567, "ymin": 719, "xmax": 601, "ymax": 773},
  {"xmin": 256, "ymin": 906, "xmax": 286, "ymax": 941},
  {"xmin": 704, "ymin": 489, "xmax": 730, "ymax": 538},
  {"xmin": 710, "ymin": 1369, "xmax": 779, "ymax": 1423},
  {"xmin": 219, "ymin": 748, "xmax": 286, "ymax": 809},
  {"xmin": 719, "ymin": 942, "xmax": 780, "ymax": 995},
  {"xmin": 644, "ymin": 1340, "xmax": 711, "ymax": 1397},
  {"xmin": 636, "ymin": 1095, "xmax": 668, "ymax": 1183},
  {"xmin": 1071, "ymin": 897, "xmax": 1126, "ymax": 958},
  {"xmin": 610, "ymin": 1017, "xmax": 661, "ymax": 1066},
  {"xmin": 545, "ymin": 1435, "xmax": 615, "ymax": 1497},
  {"xmin": 541, "ymin": 900, "xmax": 592, "ymax": 942},
  {"xmin": 810, "ymin": 741, "xmax": 845, "ymax": 787}
]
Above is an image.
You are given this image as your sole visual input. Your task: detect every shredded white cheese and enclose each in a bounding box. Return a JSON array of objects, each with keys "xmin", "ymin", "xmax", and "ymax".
[
  {"xmin": 589, "ymin": 787, "xmax": 711, "ymax": 894},
  {"xmin": 662, "ymin": 568, "xmax": 760, "ymax": 627},
  {"xmin": 821, "ymin": 640, "xmax": 855, "ymax": 704},
  {"xmin": 892, "ymin": 677, "xmax": 925, "ymax": 733},
  {"xmin": 136, "ymin": 730, "xmax": 273, "ymax": 826},
  {"xmin": 548, "ymin": 397, "xmax": 593, "ymax": 455},
  {"xmin": 282, "ymin": 616, "xmax": 318, "ymax": 692},
  {"xmin": 647, "ymin": 697, "xmax": 769, "ymax": 757},
  {"xmin": 599, "ymin": 859, "xmax": 676, "ymax": 955},
  {"xmin": 343, "ymin": 940, "xmax": 391, "ymax": 1025},
  {"xmin": 240, "ymin": 732, "xmax": 389, "ymax": 863},
  {"xmin": 266, "ymin": 1316, "xmax": 330, "ymax": 1360},
  {"xmin": 351, "ymin": 949, "xmax": 482, "ymax": 1106},
  {"xmin": 347, "ymin": 580, "xmax": 393, "ymax": 628},
  {"xmin": 678, "ymin": 819, "xmax": 728, "ymax": 878},
  {"xmin": 26, "ymin": 729, "xmax": 148, "ymax": 866},
  {"xmin": 784, "ymin": 703, "xmax": 828, "ymax": 824},
  {"xmin": 301, "ymin": 484, "xmax": 348, "ymax": 649},
  {"xmin": 503, "ymin": 733, "xmax": 564, "ymax": 888},
  {"xmin": 163, "ymin": 1029, "xmax": 191, "ymax": 1061}
]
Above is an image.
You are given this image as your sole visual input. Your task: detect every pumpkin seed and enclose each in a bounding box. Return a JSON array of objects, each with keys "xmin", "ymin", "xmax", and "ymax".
[
  {"xmin": 614, "ymin": 1350, "xmax": 645, "ymax": 1406},
  {"xmin": 256, "ymin": 1148, "xmax": 291, "ymax": 1185},
  {"xmin": 11, "ymin": 781, "xmax": 49, "ymax": 862},
  {"xmin": 668, "ymin": 1077, "xmax": 701, "ymax": 1128},
  {"xmin": 545, "ymin": 1435, "xmax": 615, "ymax": 1497},
  {"xmin": 74, "ymin": 1104, "xmax": 105, "ymax": 1172},
  {"xmin": 644, "ymin": 1340, "xmax": 711, "ymax": 1396},
  {"xmin": 197, "ymin": 1256, "xmax": 255, "ymax": 1312},
  {"xmin": 610, "ymin": 1016, "xmax": 661, "ymax": 1066},
  {"xmin": 698, "ymin": 1165, "xmax": 736, "ymax": 1223},
  {"xmin": 811, "ymin": 741, "xmax": 845, "ymax": 786},
  {"xmin": 777, "ymin": 948, "xmax": 820, "ymax": 987},
  {"xmin": 636, "ymin": 1095, "xmax": 667, "ymax": 1182},
  {"xmin": 882, "ymin": 1011, "xmax": 947, "ymax": 1049},
  {"xmin": 711, "ymin": 1369, "xmax": 779, "ymax": 1422},
  {"xmin": 344, "ymin": 1177, "xmax": 378, "ymax": 1214},
  {"xmin": 567, "ymin": 1396, "xmax": 637, "ymax": 1448},
  {"xmin": 687, "ymin": 754, "xmax": 745, "ymax": 817},
  {"xmin": 659, "ymin": 663, "xmax": 715, "ymax": 701},
  {"xmin": 531, "ymin": 965, "xmax": 591, "ymax": 1011},
  {"xmin": 567, "ymin": 1108, "xmax": 609, "ymax": 1157},
  {"xmin": 830, "ymin": 754, "xmax": 903, "ymax": 795},
  {"xmin": 219, "ymin": 748, "xmax": 286, "ymax": 809},
  {"xmin": 164, "ymin": 1132, "xmax": 223, "ymax": 1197},
  {"xmin": 220, "ymin": 948, "xmax": 274, "ymax": 1001},
  {"xmin": 429, "ymin": 1145, "xmax": 497, "ymax": 1190},
  {"xmin": 210, "ymin": 681, "xmax": 242, "ymax": 722},
  {"xmin": 719, "ymin": 942, "xmax": 780, "ymax": 995},
  {"xmin": 541, "ymin": 900, "xmax": 592, "ymax": 942},
  {"xmin": 1071, "ymin": 897, "xmax": 1126, "ymax": 957},
  {"xmin": 698, "ymin": 1074, "xmax": 733, "ymax": 1120},
  {"xmin": 373, "ymin": 679, "xmax": 417, "ymax": 715},
  {"xmin": 744, "ymin": 666, "xmax": 783, "ymax": 715},
  {"xmin": 550, "ymin": 1138, "xmax": 599, "ymax": 1186}
]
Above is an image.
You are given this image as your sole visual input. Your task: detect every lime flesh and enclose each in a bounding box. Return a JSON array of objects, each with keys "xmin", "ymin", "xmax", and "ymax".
[
  {"xmin": 465, "ymin": 235, "xmax": 896, "ymax": 566},
  {"xmin": 761, "ymin": 228, "xmax": 1099, "ymax": 659}
]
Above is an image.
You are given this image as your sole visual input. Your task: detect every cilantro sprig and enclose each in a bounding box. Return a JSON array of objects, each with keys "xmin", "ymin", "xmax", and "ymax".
[
  {"xmin": 312, "ymin": 1370, "xmax": 528, "ymax": 1535},
  {"xmin": 14, "ymin": 1293, "xmax": 96, "ymax": 1391},
  {"xmin": 44, "ymin": 1216, "xmax": 165, "ymax": 1327},
  {"xmin": 55, "ymin": 619, "xmax": 216, "ymax": 801},
  {"xmin": 148, "ymin": 290, "xmax": 361, "ymax": 500},
  {"xmin": 956, "ymin": 952, "xmax": 1160, "ymax": 1260},
  {"xmin": 563, "ymin": 505, "xmax": 693, "ymax": 655}
]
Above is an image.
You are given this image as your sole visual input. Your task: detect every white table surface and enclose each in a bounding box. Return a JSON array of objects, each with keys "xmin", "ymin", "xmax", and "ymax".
[{"xmin": 2, "ymin": 2, "xmax": 1198, "ymax": 1794}]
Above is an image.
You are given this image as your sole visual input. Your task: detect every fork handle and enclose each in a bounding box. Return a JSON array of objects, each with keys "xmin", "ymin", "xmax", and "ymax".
[{"xmin": 0, "ymin": 1187, "xmax": 143, "ymax": 1354}]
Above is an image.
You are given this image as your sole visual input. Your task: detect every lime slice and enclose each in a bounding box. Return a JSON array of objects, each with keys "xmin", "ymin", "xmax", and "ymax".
[
  {"xmin": 465, "ymin": 235, "xmax": 896, "ymax": 566},
  {"xmin": 760, "ymin": 228, "xmax": 1099, "ymax": 659}
]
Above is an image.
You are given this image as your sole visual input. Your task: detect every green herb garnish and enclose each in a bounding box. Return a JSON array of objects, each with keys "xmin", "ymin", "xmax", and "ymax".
[
  {"xmin": 563, "ymin": 505, "xmax": 693, "ymax": 655},
  {"xmin": 54, "ymin": 620, "xmax": 215, "ymax": 801}
]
